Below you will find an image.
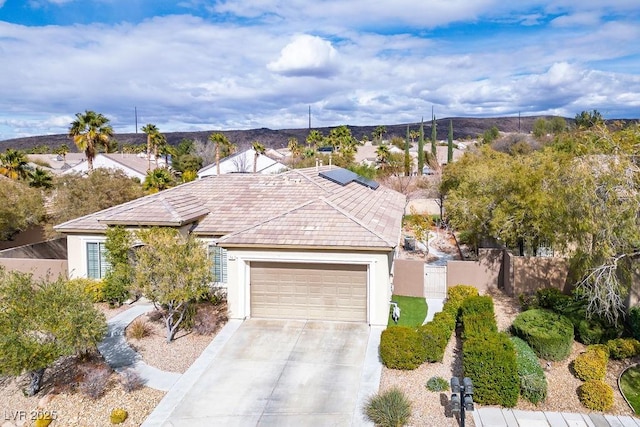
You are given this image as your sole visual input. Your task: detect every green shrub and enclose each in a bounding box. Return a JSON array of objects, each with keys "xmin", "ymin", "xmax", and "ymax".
[
  {"xmin": 110, "ymin": 408, "xmax": 128, "ymax": 424},
  {"xmin": 426, "ymin": 376, "xmax": 449, "ymax": 392},
  {"xmin": 576, "ymin": 318, "xmax": 605, "ymax": 345},
  {"xmin": 510, "ymin": 337, "xmax": 547, "ymax": 404},
  {"xmin": 463, "ymin": 332, "xmax": 519, "ymax": 407},
  {"xmin": 419, "ymin": 317, "xmax": 453, "ymax": 363},
  {"xmin": 629, "ymin": 306, "xmax": 640, "ymax": 341},
  {"xmin": 511, "ymin": 309, "xmax": 574, "ymax": 361},
  {"xmin": 462, "ymin": 312, "xmax": 498, "ymax": 339},
  {"xmin": 573, "ymin": 345, "xmax": 609, "ymax": 381},
  {"xmin": 102, "ymin": 264, "xmax": 132, "ymax": 307},
  {"xmin": 364, "ymin": 387, "xmax": 412, "ymax": 427},
  {"xmin": 69, "ymin": 277, "xmax": 105, "ymax": 303},
  {"xmin": 460, "ymin": 295, "xmax": 495, "ymax": 317},
  {"xmin": 380, "ymin": 326, "xmax": 426, "ymax": 370},
  {"xmin": 578, "ymin": 380, "xmax": 614, "ymax": 411},
  {"xmin": 447, "ymin": 285, "xmax": 479, "ymax": 306},
  {"xmin": 535, "ymin": 288, "xmax": 572, "ymax": 313},
  {"xmin": 607, "ymin": 338, "xmax": 640, "ymax": 360}
]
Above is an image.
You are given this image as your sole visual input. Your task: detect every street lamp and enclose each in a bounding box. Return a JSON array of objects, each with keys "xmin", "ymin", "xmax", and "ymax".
[{"xmin": 450, "ymin": 377, "xmax": 474, "ymax": 427}]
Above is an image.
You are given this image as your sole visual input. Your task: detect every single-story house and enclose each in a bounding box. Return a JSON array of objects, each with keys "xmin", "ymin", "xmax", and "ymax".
[
  {"xmin": 55, "ymin": 166, "xmax": 406, "ymax": 326},
  {"xmin": 27, "ymin": 153, "xmax": 86, "ymax": 174},
  {"xmin": 198, "ymin": 148, "xmax": 288, "ymax": 178},
  {"xmin": 62, "ymin": 153, "xmax": 169, "ymax": 181}
]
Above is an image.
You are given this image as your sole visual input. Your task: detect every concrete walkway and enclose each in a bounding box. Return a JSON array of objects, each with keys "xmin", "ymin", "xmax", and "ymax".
[
  {"xmin": 424, "ymin": 297, "xmax": 444, "ymax": 323},
  {"xmin": 97, "ymin": 302, "xmax": 182, "ymax": 391},
  {"xmin": 473, "ymin": 407, "xmax": 640, "ymax": 426}
]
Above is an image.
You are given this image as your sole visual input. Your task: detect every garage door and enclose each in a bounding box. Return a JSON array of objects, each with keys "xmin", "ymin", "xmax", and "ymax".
[{"xmin": 250, "ymin": 262, "xmax": 367, "ymax": 322}]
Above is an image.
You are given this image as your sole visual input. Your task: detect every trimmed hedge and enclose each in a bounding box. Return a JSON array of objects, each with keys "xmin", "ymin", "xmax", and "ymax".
[
  {"xmin": 462, "ymin": 312, "xmax": 498, "ymax": 340},
  {"xmin": 463, "ymin": 332, "xmax": 519, "ymax": 407},
  {"xmin": 418, "ymin": 285, "xmax": 479, "ymax": 363},
  {"xmin": 572, "ymin": 345, "xmax": 609, "ymax": 381},
  {"xmin": 380, "ymin": 326, "xmax": 426, "ymax": 370},
  {"xmin": 512, "ymin": 309, "xmax": 574, "ymax": 361},
  {"xmin": 606, "ymin": 338, "xmax": 640, "ymax": 360},
  {"xmin": 578, "ymin": 380, "xmax": 614, "ymax": 411},
  {"xmin": 510, "ymin": 336, "xmax": 547, "ymax": 404}
]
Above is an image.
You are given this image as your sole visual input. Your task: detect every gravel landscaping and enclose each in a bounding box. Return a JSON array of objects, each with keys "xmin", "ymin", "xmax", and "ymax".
[
  {"xmin": 379, "ymin": 287, "xmax": 639, "ymax": 426},
  {"xmin": 0, "ymin": 302, "xmax": 227, "ymax": 427}
]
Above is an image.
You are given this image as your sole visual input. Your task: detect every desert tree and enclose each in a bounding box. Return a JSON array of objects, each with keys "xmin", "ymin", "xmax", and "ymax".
[
  {"xmin": 133, "ymin": 228, "xmax": 213, "ymax": 342},
  {"xmin": 0, "ymin": 178, "xmax": 45, "ymax": 240},
  {"xmin": 575, "ymin": 110, "xmax": 604, "ymax": 129},
  {"xmin": 0, "ymin": 270, "xmax": 107, "ymax": 396},
  {"xmin": 102, "ymin": 226, "xmax": 134, "ymax": 306},
  {"xmin": 68, "ymin": 110, "xmax": 113, "ymax": 171},
  {"xmin": 47, "ymin": 169, "xmax": 144, "ymax": 237}
]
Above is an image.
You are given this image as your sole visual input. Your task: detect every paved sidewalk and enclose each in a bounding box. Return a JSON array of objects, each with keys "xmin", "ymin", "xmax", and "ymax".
[
  {"xmin": 97, "ymin": 302, "xmax": 182, "ymax": 391},
  {"xmin": 473, "ymin": 407, "xmax": 640, "ymax": 426}
]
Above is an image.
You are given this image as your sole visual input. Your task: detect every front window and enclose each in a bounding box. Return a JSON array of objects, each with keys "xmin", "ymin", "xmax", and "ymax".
[
  {"xmin": 87, "ymin": 241, "xmax": 110, "ymax": 279},
  {"xmin": 209, "ymin": 245, "xmax": 227, "ymax": 283}
]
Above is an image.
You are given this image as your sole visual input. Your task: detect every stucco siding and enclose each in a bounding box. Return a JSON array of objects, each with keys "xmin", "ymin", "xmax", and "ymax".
[{"xmin": 226, "ymin": 248, "xmax": 392, "ymax": 326}]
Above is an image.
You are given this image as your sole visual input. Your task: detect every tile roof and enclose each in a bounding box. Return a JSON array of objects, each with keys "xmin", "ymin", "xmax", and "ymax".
[{"xmin": 55, "ymin": 166, "xmax": 406, "ymax": 250}]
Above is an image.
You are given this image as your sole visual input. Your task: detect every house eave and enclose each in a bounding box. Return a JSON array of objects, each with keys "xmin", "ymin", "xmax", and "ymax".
[{"xmin": 217, "ymin": 243, "xmax": 396, "ymax": 252}]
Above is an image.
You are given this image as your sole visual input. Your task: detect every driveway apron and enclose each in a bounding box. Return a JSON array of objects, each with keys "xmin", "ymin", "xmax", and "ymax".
[{"xmin": 149, "ymin": 319, "xmax": 373, "ymax": 426}]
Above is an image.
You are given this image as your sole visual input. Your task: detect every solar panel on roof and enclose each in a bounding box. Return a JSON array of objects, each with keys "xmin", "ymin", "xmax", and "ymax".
[
  {"xmin": 354, "ymin": 176, "xmax": 380, "ymax": 190},
  {"xmin": 319, "ymin": 167, "xmax": 379, "ymax": 190},
  {"xmin": 319, "ymin": 168, "xmax": 359, "ymax": 186}
]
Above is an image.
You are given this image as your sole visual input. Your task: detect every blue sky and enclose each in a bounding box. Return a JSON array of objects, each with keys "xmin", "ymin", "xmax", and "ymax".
[{"xmin": 0, "ymin": 0, "xmax": 638, "ymax": 140}]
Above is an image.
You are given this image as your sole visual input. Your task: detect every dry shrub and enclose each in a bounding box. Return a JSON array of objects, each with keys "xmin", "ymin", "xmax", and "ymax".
[
  {"xmin": 119, "ymin": 368, "xmax": 145, "ymax": 392},
  {"xmin": 78, "ymin": 363, "xmax": 112, "ymax": 399},
  {"xmin": 192, "ymin": 301, "xmax": 228, "ymax": 335},
  {"xmin": 127, "ymin": 318, "xmax": 152, "ymax": 340}
]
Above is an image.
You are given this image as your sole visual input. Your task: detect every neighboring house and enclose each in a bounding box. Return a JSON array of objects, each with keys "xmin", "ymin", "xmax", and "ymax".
[
  {"xmin": 55, "ymin": 166, "xmax": 406, "ymax": 326},
  {"xmin": 198, "ymin": 148, "xmax": 287, "ymax": 178},
  {"xmin": 27, "ymin": 153, "xmax": 86, "ymax": 175},
  {"xmin": 62, "ymin": 153, "xmax": 169, "ymax": 181}
]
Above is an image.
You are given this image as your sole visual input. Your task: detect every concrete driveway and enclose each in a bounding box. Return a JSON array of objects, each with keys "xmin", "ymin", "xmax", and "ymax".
[{"xmin": 143, "ymin": 319, "xmax": 382, "ymax": 427}]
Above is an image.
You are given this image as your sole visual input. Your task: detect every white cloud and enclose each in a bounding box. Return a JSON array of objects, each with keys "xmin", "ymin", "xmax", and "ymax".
[{"xmin": 267, "ymin": 34, "xmax": 339, "ymax": 78}]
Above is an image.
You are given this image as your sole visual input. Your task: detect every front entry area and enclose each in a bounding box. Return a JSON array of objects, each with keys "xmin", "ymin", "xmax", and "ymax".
[{"xmin": 250, "ymin": 262, "xmax": 367, "ymax": 322}]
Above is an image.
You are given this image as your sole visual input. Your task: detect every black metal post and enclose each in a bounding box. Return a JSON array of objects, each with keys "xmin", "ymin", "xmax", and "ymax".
[{"xmin": 451, "ymin": 377, "xmax": 474, "ymax": 427}]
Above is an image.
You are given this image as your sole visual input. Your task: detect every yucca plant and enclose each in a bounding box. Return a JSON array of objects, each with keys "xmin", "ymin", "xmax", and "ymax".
[{"xmin": 364, "ymin": 387, "xmax": 412, "ymax": 427}]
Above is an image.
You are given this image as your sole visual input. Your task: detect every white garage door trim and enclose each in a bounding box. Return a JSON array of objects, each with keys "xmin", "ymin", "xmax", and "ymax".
[{"xmin": 249, "ymin": 261, "xmax": 369, "ymax": 322}]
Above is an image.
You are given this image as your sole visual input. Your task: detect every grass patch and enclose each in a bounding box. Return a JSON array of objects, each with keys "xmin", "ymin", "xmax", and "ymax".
[
  {"xmin": 620, "ymin": 365, "xmax": 640, "ymax": 414},
  {"xmin": 388, "ymin": 295, "xmax": 427, "ymax": 327}
]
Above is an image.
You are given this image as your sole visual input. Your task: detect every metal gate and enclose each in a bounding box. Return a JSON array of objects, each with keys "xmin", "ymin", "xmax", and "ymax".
[{"xmin": 424, "ymin": 265, "xmax": 447, "ymax": 298}]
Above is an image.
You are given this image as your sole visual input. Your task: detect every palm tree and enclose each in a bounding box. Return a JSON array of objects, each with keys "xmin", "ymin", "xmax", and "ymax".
[
  {"xmin": 56, "ymin": 144, "xmax": 69, "ymax": 163},
  {"xmin": 251, "ymin": 141, "xmax": 266, "ymax": 173},
  {"xmin": 208, "ymin": 133, "xmax": 234, "ymax": 175},
  {"xmin": 143, "ymin": 168, "xmax": 175, "ymax": 193},
  {"xmin": 376, "ymin": 145, "xmax": 390, "ymax": 170},
  {"xmin": 288, "ymin": 138, "xmax": 302, "ymax": 159},
  {"xmin": 68, "ymin": 110, "xmax": 113, "ymax": 172},
  {"xmin": 141, "ymin": 124, "xmax": 166, "ymax": 170},
  {"xmin": 0, "ymin": 149, "xmax": 30, "ymax": 180},
  {"xmin": 372, "ymin": 125, "xmax": 386, "ymax": 143},
  {"xmin": 306, "ymin": 130, "xmax": 323, "ymax": 149},
  {"xmin": 29, "ymin": 168, "xmax": 53, "ymax": 189}
]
